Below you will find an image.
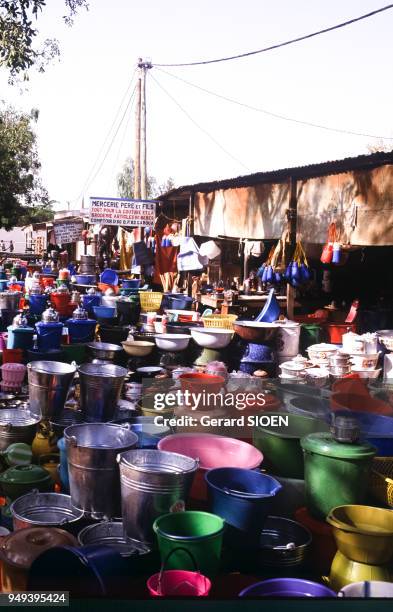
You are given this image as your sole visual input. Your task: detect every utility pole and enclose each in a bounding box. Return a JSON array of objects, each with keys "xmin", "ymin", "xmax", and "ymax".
[
  {"xmin": 134, "ymin": 58, "xmax": 152, "ymax": 201},
  {"xmin": 134, "ymin": 59, "xmax": 142, "ymax": 200}
]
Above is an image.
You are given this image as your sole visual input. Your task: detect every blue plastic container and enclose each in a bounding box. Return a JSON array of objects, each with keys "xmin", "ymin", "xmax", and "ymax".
[
  {"xmin": 66, "ymin": 319, "xmax": 96, "ymax": 344},
  {"xmin": 28, "ymin": 545, "xmax": 129, "ymax": 598},
  {"xmin": 205, "ymin": 468, "xmax": 281, "ymax": 533},
  {"xmin": 35, "ymin": 322, "xmax": 63, "ymax": 350},
  {"xmin": 92, "ymin": 306, "xmax": 116, "ymax": 319},
  {"xmin": 100, "ymin": 269, "xmax": 118, "ymax": 286},
  {"xmin": 0, "ymin": 280, "xmax": 8, "ymax": 291},
  {"xmin": 57, "ymin": 437, "xmax": 69, "ymax": 493},
  {"xmin": 122, "ymin": 279, "xmax": 141, "ymax": 289},
  {"xmin": 75, "ymin": 274, "xmax": 95, "ymax": 285},
  {"xmin": 334, "ymin": 410, "xmax": 393, "ymax": 456},
  {"xmin": 81, "ymin": 294, "xmax": 101, "ymax": 316},
  {"xmin": 239, "ymin": 578, "xmax": 336, "ymax": 598},
  {"xmin": 241, "ymin": 342, "xmax": 273, "ymax": 362},
  {"xmin": 7, "ymin": 326, "xmax": 34, "ymax": 350},
  {"xmin": 29, "ymin": 294, "xmax": 48, "ymax": 316},
  {"xmin": 255, "ymin": 288, "xmax": 280, "ymax": 323},
  {"xmin": 162, "ymin": 293, "xmax": 193, "ymax": 310}
]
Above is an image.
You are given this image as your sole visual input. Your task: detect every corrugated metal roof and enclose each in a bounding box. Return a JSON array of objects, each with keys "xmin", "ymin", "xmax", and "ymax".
[{"xmin": 159, "ymin": 150, "xmax": 393, "ymax": 200}]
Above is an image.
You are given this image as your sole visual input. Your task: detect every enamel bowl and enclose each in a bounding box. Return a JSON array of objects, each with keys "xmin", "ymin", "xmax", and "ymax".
[{"xmin": 190, "ymin": 328, "xmax": 234, "ymax": 349}]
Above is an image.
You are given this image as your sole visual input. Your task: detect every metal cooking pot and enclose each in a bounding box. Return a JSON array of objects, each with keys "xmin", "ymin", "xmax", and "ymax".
[
  {"xmin": 0, "ymin": 409, "xmax": 40, "ymax": 451},
  {"xmin": 0, "ymin": 464, "xmax": 53, "ymax": 501},
  {"xmin": 65, "ymin": 423, "xmax": 138, "ymax": 520}
]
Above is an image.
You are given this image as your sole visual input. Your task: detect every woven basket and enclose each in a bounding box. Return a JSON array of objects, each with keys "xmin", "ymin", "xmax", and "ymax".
[
  {"xmin": 139, "ymin": 291, "xmax": 163, "ymax": 312},
  {"xmin": 369, "ymin": 457, "xmax": 393, "ymax": 507},
  {"xmin": 202, "ymin": 314, "xmax": 238, "ymax": 330}
]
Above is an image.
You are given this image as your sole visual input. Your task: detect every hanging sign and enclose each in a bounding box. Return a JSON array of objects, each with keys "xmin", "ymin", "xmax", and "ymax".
[
  {"xmin": 53, "ymin": 219, "xmax": 84, "ymax": 245},
  {"xmin": 89, "ymin": 197, "xmax": 157, "ymax": 227}
]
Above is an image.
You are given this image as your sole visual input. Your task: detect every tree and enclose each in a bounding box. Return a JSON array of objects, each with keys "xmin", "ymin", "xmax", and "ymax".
[
  {"xmin": 0, "ymin": 0, "xmax": 88, "ymax": 79},
  {"xmin": 0, "ymin": 103, "xmax": 53, "ymax": 228},
  {"xmin": 117, "ymin": 157, "xmax": 176, "ymax": 199},
  {"xmin": 366, "ymin": 139, "xmax": 393, "ymax": 154}
]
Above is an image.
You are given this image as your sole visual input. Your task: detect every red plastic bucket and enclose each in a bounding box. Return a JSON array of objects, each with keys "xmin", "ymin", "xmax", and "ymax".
[
  {"xmin": 50, "ymin": 293, "xmax": 71, "ymax": 315},
  {"xmin": 158, "ymin": 434, "xmax": 263, "ymax": 502},
  {"xmin": 325, "ymin": 323, "xmax": 357, "ymax": 344},
  {"xmin": 2, "ymin": 348, "xmax": 23, "ymax": 364},
  {"xmin": 147, "ymin": 547, "xmax": 211, "ymax": 597}
]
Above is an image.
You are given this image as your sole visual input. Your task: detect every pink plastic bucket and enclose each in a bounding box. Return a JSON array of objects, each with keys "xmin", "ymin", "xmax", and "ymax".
[
  {"xmin": 158, "ymin": 434, "xmax": 263, "ymax": 502},
  {"xmin": 147, "ymin": 547, "xmax": 211, "ymax": 597},
  {"xmin": 1, "ymin": 363, "xmax": 26, "ymax": 385}
]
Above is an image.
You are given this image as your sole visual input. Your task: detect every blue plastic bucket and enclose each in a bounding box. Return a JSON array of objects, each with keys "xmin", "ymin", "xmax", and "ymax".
[
  {"xmin": 81, "ymin": 294, "xmax": 101, "ymax": 316},
  {"xmin": 205, "ymin": 468, "xmax": 281, "ymax": 533},
  {"xmin": 35, "ymin": 322, "xmax": 63, "ymax": 350},
  {"xmin": 57, "ymin": 437, "xmax": 69, "ymax": 493},
  {"xmin": 28, "ymin": 544, "xmax": 129, "ymax": 598},
  {"xmin": 92, "ymin": 306, "xmax": 116, "ymax": 319},
  {"xmin": 66, "ymin": 319, "xmax": 96, "ymax": 344},
  {"xmin": 100, "ymin": 269, "xmax": 119, "ymax": 286},
  {"xmin": 239, "ymin": 578, "xmax": 336, "ymax": 598},
  {"xmin": 6, "ymin": 326, "xmax": 34, "ymax": 350},
  {"xmin": 0, "ymin": 280, "xmax": 8, "ymax": 291},
  {"xmin": 29, "ymin": 294, "xmax": 48, "ymax": 316}
]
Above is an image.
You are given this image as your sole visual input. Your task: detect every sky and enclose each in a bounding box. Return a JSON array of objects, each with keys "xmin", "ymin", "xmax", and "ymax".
[{"xmin": 1, "ymin": 0, "xmax": 392, "ymax": 211}]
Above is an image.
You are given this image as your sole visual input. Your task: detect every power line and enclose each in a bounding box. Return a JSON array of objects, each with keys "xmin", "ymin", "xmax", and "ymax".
[
  {"xmin": 155, "ymin": 67, "xmax": 393, "ymax": 140},
  {"xmin": 72, "ymin": 68, "xmax": 137, "ymax": 204},
  {"xmin": 149, "ymin": 72, "xmax": 251, "ymax": 172},
  {"xmin": 153, "ymin": 3, "xmax": 393, "ymax": 67}
]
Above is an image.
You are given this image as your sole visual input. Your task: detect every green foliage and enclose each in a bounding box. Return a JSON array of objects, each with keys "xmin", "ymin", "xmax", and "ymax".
[
  {"xmin": 0, "ymin": 103, "xmax": 52, "ymax": 228},
  {"xmin": 0, "ymin": 0, "xmax": 88, "ymax": 78},
  {"xmin": 117, "ymin": 157, "xmax": 176, "ymax": 199}
]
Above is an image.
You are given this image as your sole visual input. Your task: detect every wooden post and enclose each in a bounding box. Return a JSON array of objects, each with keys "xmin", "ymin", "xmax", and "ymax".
[
  {"xmin": 140, "ymin": 62, "xmax": 147, "ymax": 200},
  {"xmin": 188, "ymin": 191, "xmax": 194, "ymax": 298},
  {"xmin": 134, "ymin": 59, "xmax": 142, "ymax": 200},
  {"xmin": 286, "ymin": 176, "xmax": 298, "ymax": 319}
]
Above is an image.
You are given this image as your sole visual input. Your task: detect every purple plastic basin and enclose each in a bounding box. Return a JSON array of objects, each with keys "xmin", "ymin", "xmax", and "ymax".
[{"xmin": 239, "ymin": 578, "xmax": 336, "ymax": 598}]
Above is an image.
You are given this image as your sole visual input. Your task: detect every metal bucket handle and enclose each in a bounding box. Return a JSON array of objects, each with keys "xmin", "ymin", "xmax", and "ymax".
[
  {"xmin": 157, "ymin": 546, "xmax": 204, "ymax": 596},
  {"xmin": 68, "ymin": 435, "xmax": 78, "ymax": 447}
]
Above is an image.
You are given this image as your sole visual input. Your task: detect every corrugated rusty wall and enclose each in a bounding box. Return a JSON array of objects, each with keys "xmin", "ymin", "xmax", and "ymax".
[{"xmin": 194, "ymin": 164, "xmax": 393, "ymax": 245}]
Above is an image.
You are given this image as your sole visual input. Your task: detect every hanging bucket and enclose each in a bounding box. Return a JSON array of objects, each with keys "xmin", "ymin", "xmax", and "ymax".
[
  {"xmin": 239, "ymin": 578, "xmax": 336, "ymax": 598},
  {"xmin": 118, "ymin": 449, "xmax": 198, "ymax": 543},
  {"xmin": 147, "ymin": 547, "xmax": 211, "ymax": 597},
  {"xmin": 205, "ymin": 468, "xmax": 281, "ymax": 533},
  {"xmin": 29, "ymin": 295, "xmax": 48, "ymax": 316},
  {"xmin": 153, "ymin": 511, "xmax": 224, "ymax": 577},
  {"xmin": 35, "ymin": 322, "xmax": 63, "ymax": 351}
]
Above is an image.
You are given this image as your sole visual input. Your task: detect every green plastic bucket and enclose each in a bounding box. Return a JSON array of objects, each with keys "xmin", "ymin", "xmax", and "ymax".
[
  {"xmin": 253, "ymin": 413, "xmax": 329, "ymax": 479},
  {"xmin": 62, "ymin": 343, "xmax": 87, "ymax": 365},
  {"xmin": 300, "ymin": 324, "xmax": 322, "ymax": 353},
  {"xmin": 153, "ymin": 511, "xmax": 224, "ymax": 577}
]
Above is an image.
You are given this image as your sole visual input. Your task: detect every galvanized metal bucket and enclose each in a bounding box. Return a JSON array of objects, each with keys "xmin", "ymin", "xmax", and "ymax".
[
  {"xmin": 27, "ymin": 361, "xmax": 76, "ymax": 420},
  {"xmin": 78, "ymin": 363, "xmax": 128, "ymax": 422},
  {"xmin": 0, "ymin": 409, "xmax": 40, "ymax": 451},
  {"xmin": 0, "ymin": 292, "xmax": 22, "ymax": 312},
  {"xmin": 117, "ymin": 449, "xmax": 198, "ymax": 543},
  {"xmin": 77, "ymin": 521, "xmax": 151, "ymax": 557},
  {"xmin": 10, "ymin": 490, "xmax": 84, "ymax": 532},
  {"xmin": 65, "ymin": 423, "xmax": 138, "ymax": 520}
]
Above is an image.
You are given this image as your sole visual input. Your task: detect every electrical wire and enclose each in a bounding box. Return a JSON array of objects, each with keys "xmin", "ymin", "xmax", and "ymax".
[
  {"xmin": 72, "ymin": 68, "xmax": 137, "ymax": 204},
  {"xmin": 153, "ymin": 3, "xmax": 393, "ymax": 67},
  {"xmin": 110, "ymin": 87, "xmax": 136, "ymax": 181},
  {"xmin": 155, "ymin": 67, "xmax": 393, "ymax": 140},
  {"xmin": 149, "ymin": 71, "xmax": 251, "ymax": 172}
]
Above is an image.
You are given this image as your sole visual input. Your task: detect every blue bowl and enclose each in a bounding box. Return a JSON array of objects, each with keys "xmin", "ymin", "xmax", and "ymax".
[
  {"xmin": 75, "ymin": 274, "xmax": 96, "ymax": 285},
  {"xmin": 122, "ymin": 279, "xmax": 141, "ymax": 289},
  {"xmin": 205, "ymin": 468, "xmax": 281, "ymax": 533},
  {"xmin": 93, "ymin": 306, "xmax": 116, "ymax": 319},
  {"xmin": 100, "ymin": 269, "xmax": 118, "ymax": 286},
  {"xmin": 162, "ymin": 293, "xmax": 193, "ymax": 311}
]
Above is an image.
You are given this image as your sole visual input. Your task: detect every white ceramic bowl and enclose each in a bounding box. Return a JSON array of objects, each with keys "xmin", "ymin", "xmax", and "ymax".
[
  {"xmin": 121, "ymin": 340, "xmax": 154, "ymax": 357},
  {"xmin": 190, "ymin": 327, "xmax": 234, "ymax": 349},
  {"xmin": 351, "ymin": 367, "xmax": 382, "ymax": 379},
  {"xmin": 279, "ymin": 361, "xmax": 306, "ymax": 378},
  {"xmin": 307, "ymin": 343, "xmax": 338, "ymax": 366},
  {"xmin": 350, "ymin": 353, "xmax": 380, "ymax": 369},
  {"xmin": 154, "ymin": 333, "xmax": 190, "ymax": 352}
]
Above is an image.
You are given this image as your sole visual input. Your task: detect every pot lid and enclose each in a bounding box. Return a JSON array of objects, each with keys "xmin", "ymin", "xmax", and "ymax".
[
  {"xmin": 41, "ymin": 307, "xmax": 59, "ymax": 322},
  {"xmin": 0, "ymin": 464, "xmax": 52, "ymax": 485},
  {"xmin": 3, "ymin": 442, "xmax": 33, "ymax": 466},
  {"xmin": 1, "ymin": 527, "xmax": 76, "ymax": 568},
  {"xmin": 301, "ymin": 432, "xmax": 377, "ymax": 458}
]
